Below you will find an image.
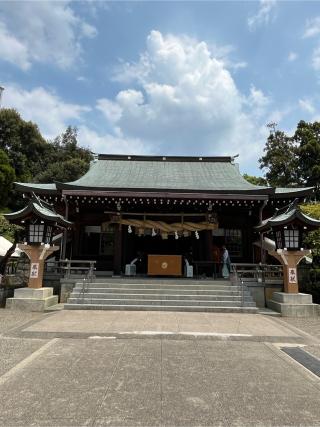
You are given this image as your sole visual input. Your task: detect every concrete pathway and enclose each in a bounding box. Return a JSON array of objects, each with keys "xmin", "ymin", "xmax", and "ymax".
[
  {"xmin": 18, "ymin": 310, "xmax": 305, "ymax": 342},
  {"xmin": 1, "ymin": 310, "xmax": 320, "ymax": 426}
]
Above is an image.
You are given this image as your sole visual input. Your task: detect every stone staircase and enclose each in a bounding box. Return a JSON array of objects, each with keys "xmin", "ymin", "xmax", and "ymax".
[{"xmin": 64, "ymin": 278, "xmax": 258, "ymax": 313}]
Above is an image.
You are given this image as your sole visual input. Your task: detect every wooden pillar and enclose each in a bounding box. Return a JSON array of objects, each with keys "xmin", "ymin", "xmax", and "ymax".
[
  {"xmin": 269, "ymin": 250, "xmax": 311, "ymax": 293},
  {"xmin": 113, "ymin": 224, "xmax": 122, "ymax": 275},
  {"xmin": 205, "ymin": 230, "xmax": 213, "ymax": 261},
  {"xmin": 72, "ymin": 221, "xmax": 81, "ymax": 257},
  {"xmin": 18, "ymin": 244, "xmax": 60, "ymax": 288}
]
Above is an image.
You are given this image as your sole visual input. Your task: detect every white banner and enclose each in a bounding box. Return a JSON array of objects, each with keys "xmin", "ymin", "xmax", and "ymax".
[
  {"xmin": 288, "ymin": 267, "xmax": 297, "ymax": 284},
  {"xmin": 30, "ymin": 263, "xmax": 39, "ymax": 279}
]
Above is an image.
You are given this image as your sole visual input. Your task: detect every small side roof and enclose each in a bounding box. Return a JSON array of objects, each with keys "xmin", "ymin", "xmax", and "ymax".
[
  {"xmin": 4, "ymin": 197, "xmax": 71, "ymax": 227},
  {"xmin": 15, "ymin": 182, "xmax": 57, "ymax": 194},
  {"xmin": 273, "ymin": 187, "xmax": 315, "ymax": 198},
  {"xmin": 255, "ymin": 199, "xmax": 320, "ymax": 232}
]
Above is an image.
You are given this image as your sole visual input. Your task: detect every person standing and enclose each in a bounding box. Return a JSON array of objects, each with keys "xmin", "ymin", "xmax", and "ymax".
[{"xmin": 221, "ymin": 245, "xmax": 231, "ymax": 279}]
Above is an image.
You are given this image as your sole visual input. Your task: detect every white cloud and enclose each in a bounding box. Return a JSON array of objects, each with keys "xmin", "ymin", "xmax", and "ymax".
[
  {"xmin": 302, "ymin": 17, "xmax": 320, "ymax": 72},
  {"xmin": 303, "ymin": 17, "xmax": 320, "ymax": 39},
  {"xmin": 97, "ymin": 30, "xmax": 269, "ymax": 167},
  {"xmin": 312, "ymin": 46, "xmax": 320, "ymax": 71},
  {"xmin": 0, "ymin": 22, "xmax": 31, "ymax": 70},
  {"xmin": 248, "ymin": 85, "xmax": 270, "ymax": 114},
  {"xmin": 248, "ymin": 0, "xmax": 277, "ymax": 31},
  {"xmin": 2, "ymin": 83, "xmax": 148, "ymax": 155},
  {"xmin": 96, "ymin": 98, "xmax": 122, "ymax": 123},
  {"xmin": 0, "ymin": 1, "xmax": 97, "ymax": 70},
  {"xmin": 78, "ymin": 126, "xmax": 148, "ymax": 155},
  {"xmin": 267, "ymin": 107, "xmax": 292, "ymax": 125},
  {"xmin": 288, "ymin": 52, "xmax": 298, "ymax": 62},
  {"xmin": 2, "ymin": 84, "xmax": 90, "ymax": 139},
  {"xmin": 2, "ymin": 31, "xmax": 272, "ymax": 170},
  {"xmin": 299, "ymin": 98, "xmax": 316, "ymax": 114}
]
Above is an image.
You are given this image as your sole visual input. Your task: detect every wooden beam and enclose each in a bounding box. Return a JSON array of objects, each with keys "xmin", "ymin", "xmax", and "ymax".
[{"xmin": 62, "ymin": 190, "xmax": 269, "ymax": 200}]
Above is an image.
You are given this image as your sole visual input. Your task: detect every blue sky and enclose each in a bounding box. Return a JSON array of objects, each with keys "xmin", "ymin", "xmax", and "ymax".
[{"xmin": 1, "ymin": 0, "xmax": 320, "ymax": 176}]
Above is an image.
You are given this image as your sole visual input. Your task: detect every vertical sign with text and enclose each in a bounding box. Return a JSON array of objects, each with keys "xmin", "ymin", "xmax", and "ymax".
[
  {"xmin": 30, "ymin": 263, "xmax": 39, "ymax": 279},
  {"xmin": 288, "ymin": 267, "xmax": 297, "ymax": 284}
]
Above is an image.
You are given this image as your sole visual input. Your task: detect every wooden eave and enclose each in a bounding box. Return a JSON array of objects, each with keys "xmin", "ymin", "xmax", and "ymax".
[{"xmin": 61, "ymin": 189, "xmax": 271, "ymax": 200}]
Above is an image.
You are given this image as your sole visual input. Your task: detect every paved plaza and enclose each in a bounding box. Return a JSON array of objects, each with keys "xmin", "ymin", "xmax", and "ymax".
[{"xmin": 0, "ymin": 310, "xmax": 320, "ymax": 426}]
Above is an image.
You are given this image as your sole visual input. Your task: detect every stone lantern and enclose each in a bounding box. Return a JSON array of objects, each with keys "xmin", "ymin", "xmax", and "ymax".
[
  {"xmin": 255, "ymin": 199, "xmax": 320, "ymax": 316},
  {"xmin": 4, "ymin": 195, "xmax": 72, "ymax": 311}
]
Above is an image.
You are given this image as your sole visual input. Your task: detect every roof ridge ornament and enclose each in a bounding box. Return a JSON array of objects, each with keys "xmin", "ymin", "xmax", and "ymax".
[{"xmin": 231, "ymin": 154, "xmax": 239, "ymax": 164}]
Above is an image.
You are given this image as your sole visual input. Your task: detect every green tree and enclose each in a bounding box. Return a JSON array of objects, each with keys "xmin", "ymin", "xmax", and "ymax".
[
  {"xmin": 0, "ymin": 109, "xmax": 47, "ymax": 182},
  {"xmin": 293, "ymin": 121, "xmax": 320, "ymax": 192},
  {"xmin": 259, "ymin": 128, "xmax": 298, "ymax": 187},
  {"xmin": 35, "ymin": 158, "xmax": 91, "ymax": 183},
  {"xmin": 0, "ymin": 150, "xmax": 15, "ymax": 208},
  {"xmin": 301, "ymin": 203, "xmax": 320, "ymax": 265},
  {"xmin": 243, "ymin": 174, "xmax": 268, "ymax": 186},
  {"xmin": 33, "ymin": 126, "xmax": 93, "ymax": 183},
  {"xmin": 0, "ymin": 215, "xmax": 21, "ymax": 242}
]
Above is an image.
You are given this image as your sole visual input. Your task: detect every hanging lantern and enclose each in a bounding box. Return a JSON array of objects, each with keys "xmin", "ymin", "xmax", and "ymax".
[
  {"xmin": 195, "ymin": 231, "xmax": 200, "ymax": 240},
  {"xmin": 128, "ymin": 225, "xmax": 132, "ymax": 234},
  {"xmin": 175, "ymin": 231, "xmax": 179, "ymax": 240}
]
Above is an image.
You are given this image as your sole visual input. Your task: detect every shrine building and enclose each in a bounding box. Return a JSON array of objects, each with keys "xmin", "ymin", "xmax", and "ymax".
[{"xmin": 12, "ymin": 154, "xmax": 315, "ymax": 278}]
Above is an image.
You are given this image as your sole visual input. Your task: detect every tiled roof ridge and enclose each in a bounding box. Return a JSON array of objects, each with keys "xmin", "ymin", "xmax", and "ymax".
[{"xmin": 97, "ymin": 154, "xmax": 234, "ymax": 162}]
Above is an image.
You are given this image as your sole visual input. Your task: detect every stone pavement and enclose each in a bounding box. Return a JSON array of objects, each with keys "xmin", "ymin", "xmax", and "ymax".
[
  {"xmin": 14, "ymin": 310, "xmax": 307, "ymax": 342},
  {"xmin": 0, "ymin": 309, "xmax": 320, "ymax": 426}
]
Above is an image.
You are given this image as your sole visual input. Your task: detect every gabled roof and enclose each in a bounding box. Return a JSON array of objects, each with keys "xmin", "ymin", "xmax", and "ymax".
[
  {"xmin": 54, "ymin": 154, "xmax": 273, "ymax": 195},
  {"xmin": 12, "ymin": 154, "xmax": 315, "ymax": 199},
  {"xmin": 255, "ymin": 199, "xmax": 320, "ymax": 232},
  {"xmin": 4, "ymin": 197, "xmax": 72, "ymax": 227}
]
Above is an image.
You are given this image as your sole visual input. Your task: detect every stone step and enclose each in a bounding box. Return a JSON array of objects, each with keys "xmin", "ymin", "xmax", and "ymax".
[
  {"xmin": 72, "ymin": 287, "xmax": 250, "ymax": 295},
  {"xmin": 70, "ymin": 292, "xmax": 252, "ymax": 301},
  {"xmin": 64, "ymin": 303, "xmax": 258, "ymax": 313},
  {"xmin": 75, "ymin": 280, "xmax": 232, "ymax": 286},
  {"xmin": 66, "ymin": 278, "xmax": 257, "ymax": 313},
  {"xmin": 67, "ymin": 297, "xmax": 256, "ymax": 307},
  {"xmin": 76, "ymin": 277, "xmax": 231, "ymax": 282},
  {"xmin": 74, "ymin": 283, "xmax": 241, "ymax": 292}
]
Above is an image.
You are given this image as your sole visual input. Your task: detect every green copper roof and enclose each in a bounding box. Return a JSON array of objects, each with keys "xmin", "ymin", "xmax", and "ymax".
[
  {"xmin": 13, "ymin": 155, "xmax": 314, "ymax": 198},
  {"xmin": 274, "ymin": 187, "xmax": 315, "ymax": 197},
  {"xmin": 4, "ymin": 198, "xmax": 72, "ymax": 227},
  {"xmin": 15, "ymin": 182, "xmax": 57, "ymax": 194},
  {"xmin": 56, "ymin": 155, "xmax": 272, "ymax": 194},
  {"xmin": 255, "ymin": 200, "xmax": 320, "ymax": 232}
]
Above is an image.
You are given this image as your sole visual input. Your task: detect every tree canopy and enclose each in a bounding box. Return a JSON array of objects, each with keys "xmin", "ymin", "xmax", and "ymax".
[
  {"xmin": 0, "ymin": 109, "xmax": 93, "ymax": 210},
  {"xmin": 293, "ymin": 121, "xmax": 320, "ymax": 191},
  {"xmin": 33, "ymin": 126, "xmax": 93, "ymax": 183},
  {"xmin": 258, "ymin": 120, "xmax": 320, "ymax": 192},
  {"xmin": 0, "ymin": 150, "xmax": 15, "ymax": 208},
  {"xmin": 259, "ymin": 129, "xmax": 298, "ymax": 187},
  {"xmin": 301, "ymin": 203, "xmax": 320, "ymax": 264},
  {"xmin": 243, "ymin": 174, "xmax": 267, "ymax": 186}
]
